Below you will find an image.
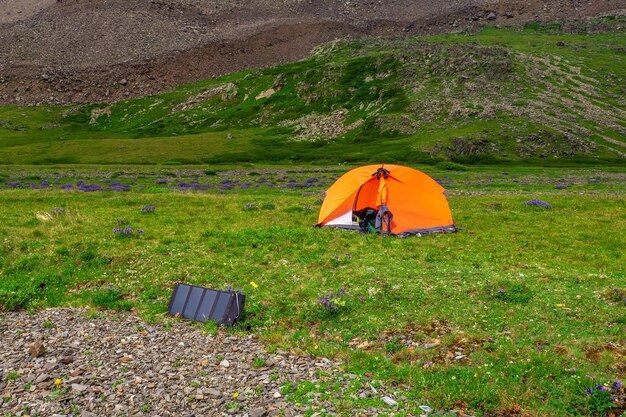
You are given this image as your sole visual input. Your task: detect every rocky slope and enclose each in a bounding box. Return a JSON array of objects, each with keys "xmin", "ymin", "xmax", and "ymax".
[{"xmin": 0, "ymin": 0, "xmax": 624, "ymax": 104}]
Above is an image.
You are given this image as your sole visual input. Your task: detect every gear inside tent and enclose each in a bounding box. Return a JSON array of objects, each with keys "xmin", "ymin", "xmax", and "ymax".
[{"xmin": 316, "ymin": 164, "xmax": 456, "ymax": 237}]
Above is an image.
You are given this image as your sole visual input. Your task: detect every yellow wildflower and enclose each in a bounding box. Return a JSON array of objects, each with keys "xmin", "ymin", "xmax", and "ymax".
[{"xmin": 250, "ymin": 281, "xmax": 258, "ymax": 289}]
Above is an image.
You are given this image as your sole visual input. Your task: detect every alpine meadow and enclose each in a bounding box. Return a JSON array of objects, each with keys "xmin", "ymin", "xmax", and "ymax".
[{"xmin": 1, "ymin": 13, "xmax": 625, "ymax": 417}]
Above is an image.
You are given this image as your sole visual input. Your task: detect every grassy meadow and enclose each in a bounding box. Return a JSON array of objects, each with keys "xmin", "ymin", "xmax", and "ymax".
[
  {"xmin": 1, "ymin": 164, "xmax": 625, "ymax": 416},
  {"xmin": 1, "ymin": 15, "xmax": 625, "ymax": 417}
]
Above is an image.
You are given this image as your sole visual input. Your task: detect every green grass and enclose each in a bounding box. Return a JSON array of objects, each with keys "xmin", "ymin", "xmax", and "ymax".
[
  {"xmin": 0, "ymin": 18, "xmax": 624, "ymax": 165},
  {"xmin": 0, "ymin": 164, "xmax": 624, "ymax": 416}
]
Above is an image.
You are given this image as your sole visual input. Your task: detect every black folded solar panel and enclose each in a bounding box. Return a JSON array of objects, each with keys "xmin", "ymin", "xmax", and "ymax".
[{"xmin": 168, "ymin": 283, "xmax": 245, "ymax": 326}]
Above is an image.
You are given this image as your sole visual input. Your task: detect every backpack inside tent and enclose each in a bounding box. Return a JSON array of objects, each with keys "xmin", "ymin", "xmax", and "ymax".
[{"xmin": 316, "ymin": 164, "xmax": 456, "ymax": 237}]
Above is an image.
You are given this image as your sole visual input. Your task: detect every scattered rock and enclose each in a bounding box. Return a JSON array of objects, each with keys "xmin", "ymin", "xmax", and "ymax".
[
  {"xmin": 71, "ymin": 383, "xmax": 88, "ymax": 392},
  {"xmin": 205, "ymin": 388, "xmax": 222, "ymax": 398},
  {"xmin": 29, "ymin": 340, "xmax": 46, "ymax": 358},
  {"xmin": 249, "ymin": 407, "xmax": 267, "ymax": 417},
  {"xmin": 0, "ymin": 307, "xmax": 457, "ymax": 416},
  {"xmin": 59, "ymin": 355, "xmax": 75, "ymax": 364},
  {"xmin": 487, "ymin": 11, "xmax": 497, "ymax": 20},
  {"xmin": 35, "ymin": 373, "xmax": 50, "ymax": 384},
  {"xmin": 382, "ymin": 396, "xmax": 398, "ymax": 406}
]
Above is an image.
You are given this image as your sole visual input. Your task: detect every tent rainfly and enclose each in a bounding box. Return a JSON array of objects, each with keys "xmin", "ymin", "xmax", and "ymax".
[{"xmin": 316, "ymin": 164, "xmax": 456, "ymax": 237}]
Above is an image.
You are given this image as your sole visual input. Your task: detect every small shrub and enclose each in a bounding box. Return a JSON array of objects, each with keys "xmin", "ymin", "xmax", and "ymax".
[
  {"xmin": 261, "ymin": 202, "xmax": 276, "ymax": 210},
  {"xmin": 89, "ymin": 288, "xmax": 134, "ymax": 311},
  {"xmin": 436, "ymin": 161, "xmax": 469, "ymax": 171},
  {"xmin": 318, "ymin": 288, "xmax": 347, "ymax": 314},
  {"xmin": 204, "ymin": 321, "xmax": 219, "ymax": 335},
  {"xmin": 492, "ymin": 281, "xmax": 533, "ymax": 304},
  {"xmin": 602, "ymin": 287, "xmax": 626, "ymax": 305},
  {"xmin": 252, "ymin": 357, "xmax": 267, "ymax": 368}
]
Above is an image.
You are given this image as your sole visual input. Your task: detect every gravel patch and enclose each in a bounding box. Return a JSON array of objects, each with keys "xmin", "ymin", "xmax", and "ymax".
[{"xmin": 0, "ymin": 308, "xmax": 346, "ymax": 417}]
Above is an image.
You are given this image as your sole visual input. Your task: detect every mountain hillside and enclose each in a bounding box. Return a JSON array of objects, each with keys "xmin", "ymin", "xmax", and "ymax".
[
  {"xmin": 0, "ymin": 0, "xmax": 624, "ymax": 104},
  {"xmin": 1, "ymin": 20, "xmax": 624, "ymax": 165}
]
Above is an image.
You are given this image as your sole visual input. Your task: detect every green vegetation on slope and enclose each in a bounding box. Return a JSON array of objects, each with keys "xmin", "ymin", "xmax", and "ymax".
[{"xmin": 0, "ymin": 18, "xmax": 624, "ymax": 165}]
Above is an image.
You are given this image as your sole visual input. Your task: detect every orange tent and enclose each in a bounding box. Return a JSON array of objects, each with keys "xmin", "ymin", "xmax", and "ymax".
[{"xmin": 317, "ymin": 164, "xmax": 456, "ymax": 237}]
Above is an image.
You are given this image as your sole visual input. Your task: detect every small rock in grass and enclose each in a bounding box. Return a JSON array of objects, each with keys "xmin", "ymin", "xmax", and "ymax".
[
  {"xmin": 273, "ymin": 391, "xmax": 282, "ymax": 398},
  {"xmin": 219, "ymin": 359, "xmax": 230, "ymax": 368},
  {"xmin": 382, "ymin": 396, "xmax": 398, "ymax": 406},
  {"xmin": 419, "ymin": 405, "xmax": 433, "ymax": 413}
]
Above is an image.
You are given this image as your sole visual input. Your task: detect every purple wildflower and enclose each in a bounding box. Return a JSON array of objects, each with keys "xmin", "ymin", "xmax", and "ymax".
[
  {"xmin": 340, "ymin": 288, "xmax": 347, "ymax": 296},
  {"xmin": 78, "ymin": 183, "xmax": 103, "ymax": 192},
  {"xmin": 191, "ymin": 183, "xmax": 210, "ymax": 191},
  {"xmin": 612, "ymin": 381, "xmax": 623, "ymax": 390},
  {"xmin": 523, "ymin": 199, "xmax": 552, "ymax": 209},
  {"xmin": 537, "ymin": 344, "xmax": 543, "ymax": 351},
  {"xmin": 137, "ymin": 229, "xmax": 144, "ymax": 234},
  {"xmin": 109, "ymin": 182, "xmax": 131, "ymax": 192},
  {"xmin": 359, "ymin": 296, "xmax": 365, "ymax": 302},
  {"xmin": 61, "ymin": 183, "xmax": 73, "ymax": 190},
  {"xmin": 498, "ymin": 288, "xmax": 505, "ymax": 293},
  {"xmin": 596, "ymin": 384, "xmax": 608, "ymax": 391},
  {"xmin": 141, "ymin": 205, "xmax": 156, "ymax": 213},
  {"xmin": 554, "ymin": 184, "xmax": 567, "ymax": 190},
  {"xmin": 584, "ymin": 388, "xmax": 593, "ymax": 395}
]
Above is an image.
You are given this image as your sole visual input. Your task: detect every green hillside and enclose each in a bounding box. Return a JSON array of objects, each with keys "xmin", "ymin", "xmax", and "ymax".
[{"xmin": 1, "ymin": 19, "xmax": 624, "ymax": 165}]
